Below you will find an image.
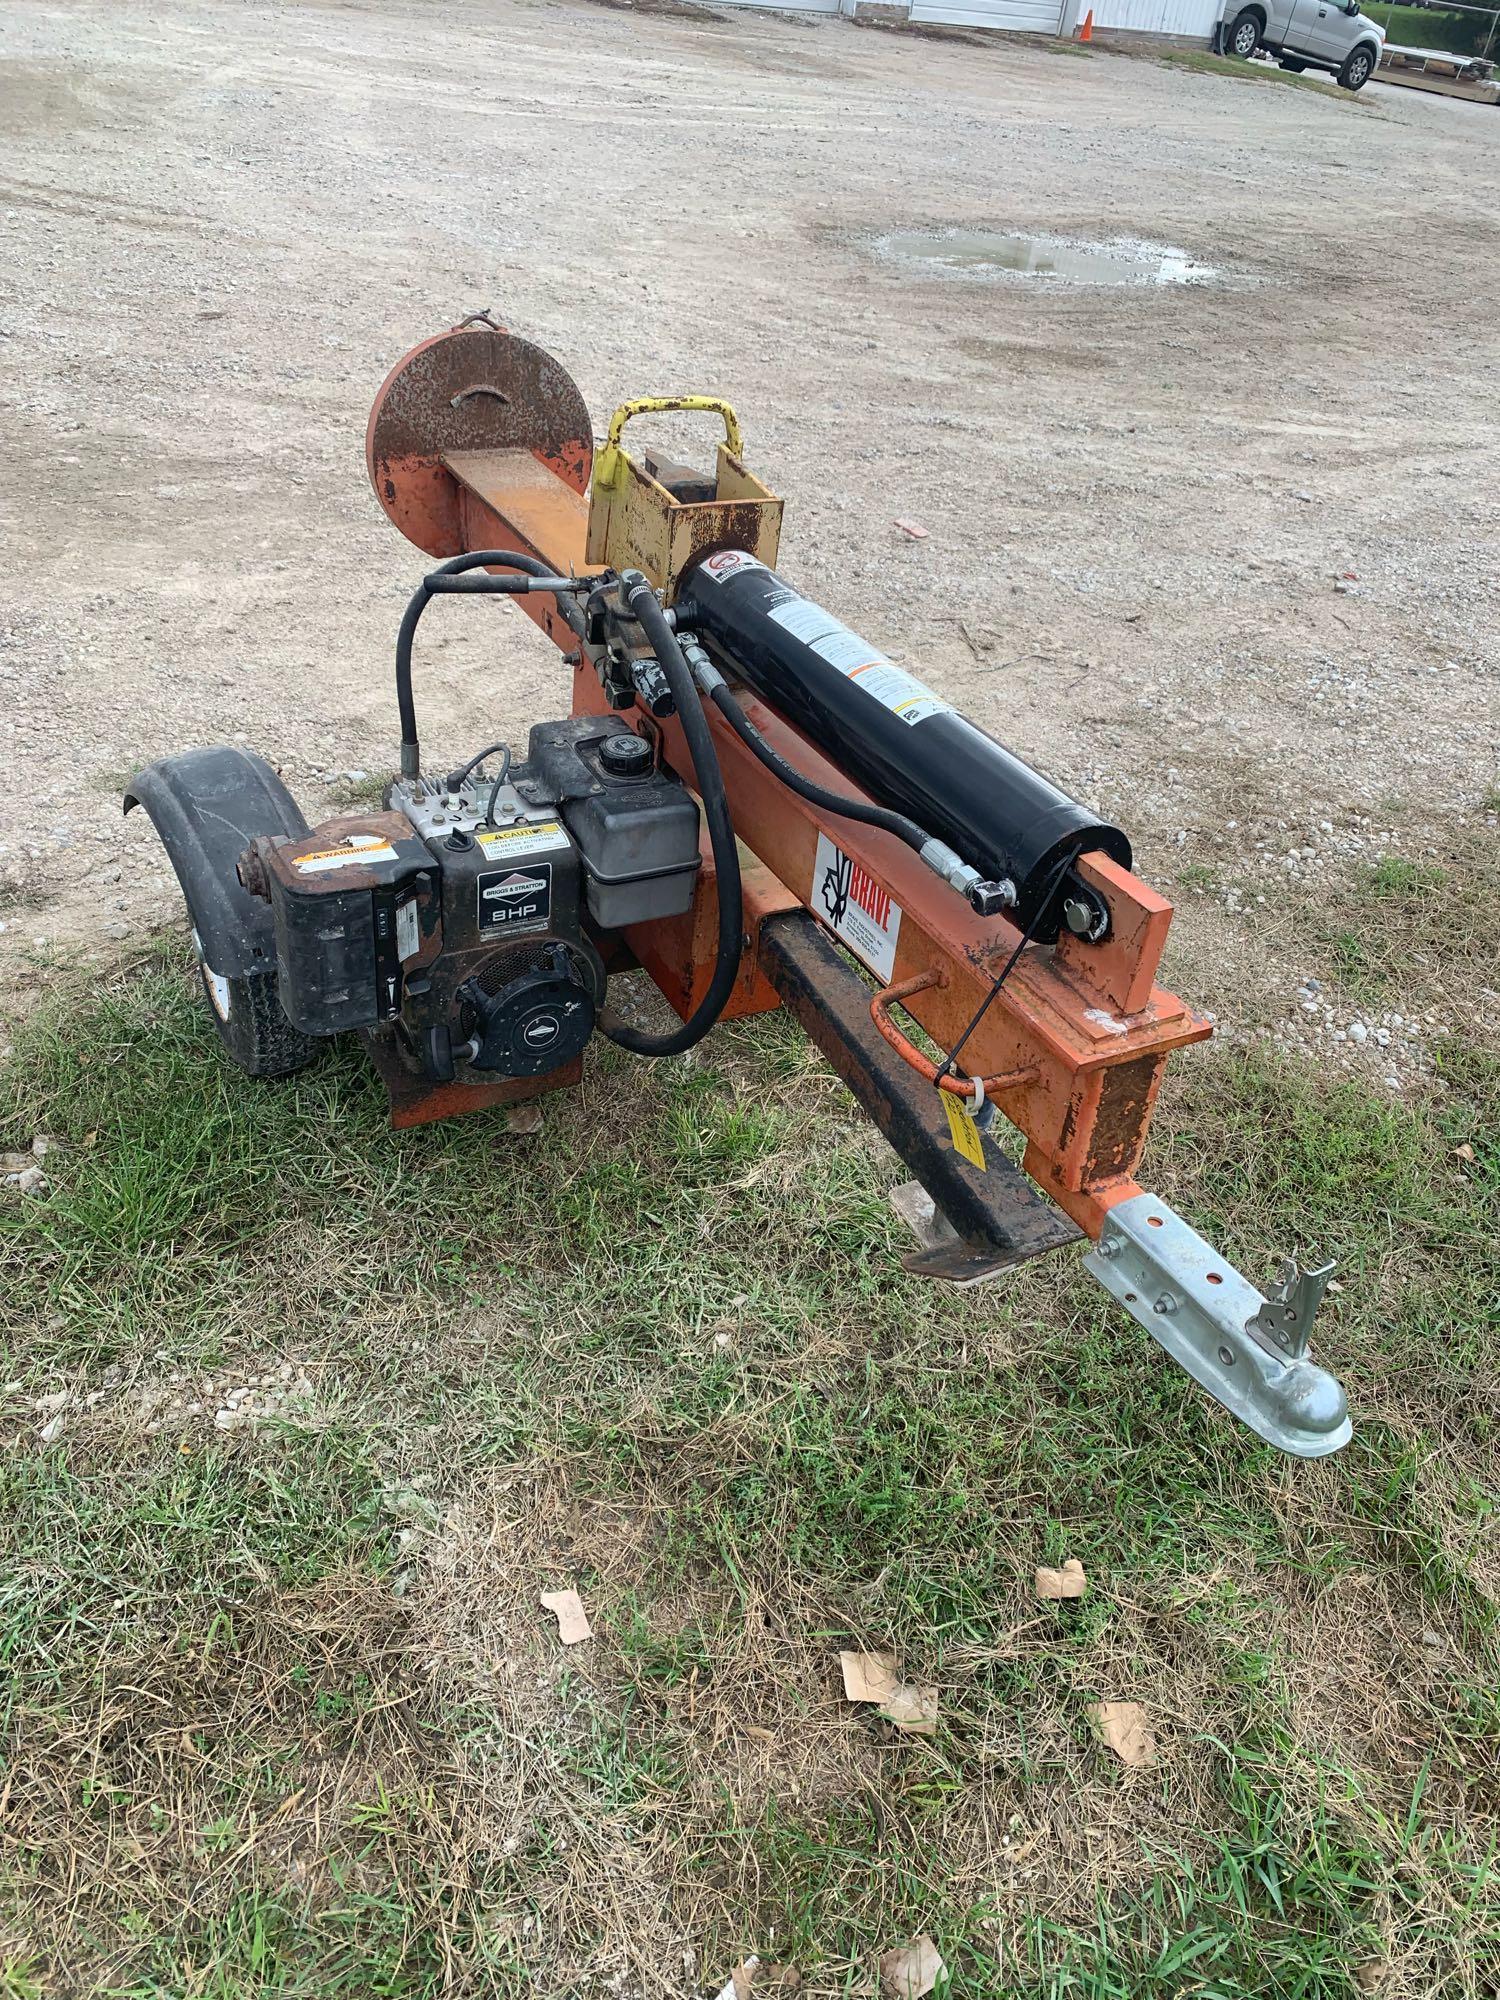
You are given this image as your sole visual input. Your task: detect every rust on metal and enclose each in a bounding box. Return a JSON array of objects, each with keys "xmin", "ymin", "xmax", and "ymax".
[
  {"xmin": 254, "ymin": 811, "xmax": 423, "ymax": 893},
  {"xmin": 364, "ymin": 1030, "xmax": 581, "ymax": 1129},
  {"xmin": 1081, "ymin": 1053, "xmax": 1168, "ymax": 1184},
  {"xmin": 366, "ymin": 325, "xmax": 593, "ymax": 558},
  {"xmin": 585, "ymin": 398, "xmax": 782, "ymax": 598}
]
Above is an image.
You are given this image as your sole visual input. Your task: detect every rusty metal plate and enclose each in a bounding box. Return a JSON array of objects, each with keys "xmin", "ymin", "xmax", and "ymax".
[
  {"xmin": 366, "ymin": 324, "xmax": 594, "ymax": 558},
  {"xmin": 362, "ymin": 1029, "xmax": 582, "ymax": 1129}
]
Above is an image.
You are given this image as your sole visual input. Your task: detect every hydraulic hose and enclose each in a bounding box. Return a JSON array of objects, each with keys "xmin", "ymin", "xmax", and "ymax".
[
  {"xmin": 396, "ymin": 550, "xmax": 585, "ymax": 778},
  {"xmin": 678, "ymin": 632, "xmax": 1015, "ymax": 917},
  {"xmin": 597, "ymin": 574, "xmax": 744, "ymax": 1058},
  {"xmin": 703, "ymin": 671, "xmax": 930, "ymax": 853}
]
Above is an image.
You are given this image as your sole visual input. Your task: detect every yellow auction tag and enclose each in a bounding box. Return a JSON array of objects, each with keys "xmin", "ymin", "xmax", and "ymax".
[{"xmin": 942, "ymin": 1089, "xmax": 986, "ymax": 1171}]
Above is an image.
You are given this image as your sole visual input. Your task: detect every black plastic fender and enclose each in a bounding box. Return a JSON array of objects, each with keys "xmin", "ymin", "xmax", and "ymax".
[{"xmin": 123, "ymin": 746, "xmax": 308, "ymax": 978}]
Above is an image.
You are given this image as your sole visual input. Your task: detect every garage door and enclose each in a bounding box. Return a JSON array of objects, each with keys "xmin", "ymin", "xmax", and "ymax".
[{"xmin": 910, "ymin": 0, "xmax": 1066, "ymax": 29}]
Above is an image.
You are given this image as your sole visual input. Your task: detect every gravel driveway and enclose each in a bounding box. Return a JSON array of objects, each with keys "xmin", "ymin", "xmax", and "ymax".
[{"xmin": 1, "ymin": 0, "xmax": 1496, "ymax": 1071}]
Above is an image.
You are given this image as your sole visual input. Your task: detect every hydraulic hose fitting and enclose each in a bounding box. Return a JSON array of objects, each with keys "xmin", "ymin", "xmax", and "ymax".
[
  {"xmin": 678, "ymin": 633, "xmax": 725, "ymax": 696},
  {"xmin": 966, "ymin": 878, "xmax": 1020, "ymax": 919},
  {"xmin": 918, "ymin": 838, "xmax": 1017, "ymax": 917}
]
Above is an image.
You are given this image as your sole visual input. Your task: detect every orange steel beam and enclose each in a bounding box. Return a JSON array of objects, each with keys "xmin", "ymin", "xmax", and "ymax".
[{"xmin": 437, "ymin": 449, "xmax": 1208, "ymax": 1239}]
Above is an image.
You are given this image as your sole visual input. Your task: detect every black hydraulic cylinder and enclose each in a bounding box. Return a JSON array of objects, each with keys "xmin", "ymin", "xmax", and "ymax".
[{"xmin": 675, "ymin": 554, "xmax": 1131, "ymax": 940}]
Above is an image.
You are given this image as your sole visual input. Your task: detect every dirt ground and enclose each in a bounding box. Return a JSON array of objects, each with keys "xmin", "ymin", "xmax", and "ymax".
[{"xmin": 1, "ymin": 0, "xmax": 1497, "ymax": 1074}]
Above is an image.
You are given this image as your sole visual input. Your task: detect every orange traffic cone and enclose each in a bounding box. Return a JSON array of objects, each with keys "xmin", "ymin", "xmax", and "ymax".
[{"xmin": 1078, "ymin": 7, "xmax": 1094, "ymax": 38}]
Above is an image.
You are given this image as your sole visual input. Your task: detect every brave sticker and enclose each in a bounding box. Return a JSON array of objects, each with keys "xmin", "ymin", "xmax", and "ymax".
[{"xmin": 813, "ymin": 831, "xmax": 901, "ymax": 983}]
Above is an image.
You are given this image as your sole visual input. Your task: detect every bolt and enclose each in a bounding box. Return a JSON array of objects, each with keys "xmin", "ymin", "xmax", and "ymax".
[
  {"xmin": 1153, "ymin": 1292, "xmax": 1178, "ymax": 1316},
  {"xmin": 967, "ymin": 876, "xmax": 1018, "ymax": 918},
  {"xmin": 236, "ymin": 842, "xmax": 269, "ymax": 900},
  {"xmin": 1095, "ymin": 1237, "xmax": 1120, "ymax": 1260}
]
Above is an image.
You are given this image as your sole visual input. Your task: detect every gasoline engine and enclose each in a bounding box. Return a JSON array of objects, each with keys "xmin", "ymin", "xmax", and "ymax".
[
  {"xmin": 125, "ymin": 314, "xmax": 1351, "ymax": 1462},
  {"xmin": 236, "ymin": 715, "xmax": 702, "ymax": 1084}
]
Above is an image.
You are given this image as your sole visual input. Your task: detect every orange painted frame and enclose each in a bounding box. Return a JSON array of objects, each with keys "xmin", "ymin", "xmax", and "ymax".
[{"xmin": 423, "ymin": 448, "xmax": 1209, "ymax": 1240}]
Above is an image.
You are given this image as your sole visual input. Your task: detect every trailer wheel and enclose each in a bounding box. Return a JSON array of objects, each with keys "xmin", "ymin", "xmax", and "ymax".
[
  {"xmin": 191, "ymin": 928, "xmax": 317, "ymax": 1078},
  {"xmin": 1225, "ymin": 10, "xmax": 1261, "ymax": 56},
  {"xmin": 1337, "ymin": 44, "xmax": 1374, "ymax": 88}
]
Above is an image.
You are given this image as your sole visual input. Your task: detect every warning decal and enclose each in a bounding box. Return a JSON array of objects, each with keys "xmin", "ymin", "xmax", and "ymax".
[
  {"xmin": 812, "ymin": 831, "xmax": 901, "ymax": 983},
  {"xmin": 395, "ymin": 895, "xmax": 421, "ymax": 963},
  {"xmin": 294, "ymin": 836, "xmax": 399, "ymax": 874},
  {"xmin": 767, "ymin": 595, "xmax": 952, "ymax": 727},
  {"xmin": 766, "ymin": 598, "xmax": 842, "ymax": 646},
  {"xmin": 942, "ymin": 1089, "xmax": 987, "ymax": 1172},
  {"xmin": 844, "ymin": 657, "xmax": 951, "ymax": 728},
  {"xmin": 695, "ymin": 550, "xmax": 767, "ymax": 585}
]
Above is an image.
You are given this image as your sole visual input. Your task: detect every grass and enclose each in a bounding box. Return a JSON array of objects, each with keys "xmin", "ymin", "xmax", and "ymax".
[
  {"xmin": 1362, "ymin": 3, "xmax": 1499, "ymax": 59},
  {"xmin": 325, "ymin": 771, "xmax": 393, "ymax": 810},
  {"xmin": 1156, "ymin": 49, "xmax": 1357, "ymax": 95},
  {"xmin": 1315, "ymin": 835, "xmax": 1499, "ymax": 1011},
  {"xmin": 0, "ymin": 926, "xmax": 1497, "ymax": 1992}
]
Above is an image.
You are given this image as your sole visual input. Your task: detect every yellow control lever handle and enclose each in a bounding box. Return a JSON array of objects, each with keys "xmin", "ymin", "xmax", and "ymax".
[{"xmin": 601, "ymin": 395, "xmax": 745, "ymax": 463}]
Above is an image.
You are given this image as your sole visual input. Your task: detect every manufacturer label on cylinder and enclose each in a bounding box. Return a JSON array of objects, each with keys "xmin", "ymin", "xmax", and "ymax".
[
  {"xmin": 812, "ymin": 832, "xmax": 902, "ymax": 982},
  {"xmin": 766, "ymin": 597, "xmax": 952, "ymax": 726}
]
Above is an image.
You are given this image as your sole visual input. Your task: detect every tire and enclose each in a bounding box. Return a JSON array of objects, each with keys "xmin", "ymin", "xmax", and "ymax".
[
  {"xmin": 191, "ymin": 930, "xmax": 317, "ymax": 1079},
  {"xmin": 1279, "ymin": 56, "xmax": 1306, "ymax": 70},
  {"xmin": 1225, "ymin": 9, "xmax": 1261, "ymax": 57},
  {"xmin": 1337, "ymin": 44, "xmax": 1374, "ymax": 88}
]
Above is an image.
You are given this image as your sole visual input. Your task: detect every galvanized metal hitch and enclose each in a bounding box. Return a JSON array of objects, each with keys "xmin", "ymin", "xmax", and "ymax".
[{"xmin": 1085, "ymin": 1195, "xmax": 1349, "ymax": 1458}]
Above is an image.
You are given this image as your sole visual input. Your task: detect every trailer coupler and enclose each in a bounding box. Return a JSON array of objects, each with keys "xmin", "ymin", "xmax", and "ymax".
[{"xmin": 1085, "ymin": 1194, "xmax": 1349, "ymax": 1458}]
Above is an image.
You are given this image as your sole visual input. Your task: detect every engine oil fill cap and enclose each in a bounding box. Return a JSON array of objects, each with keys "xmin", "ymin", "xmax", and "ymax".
[{"xmin": 599, "ymin": 733, "xmax": 652, "ymax": 778}]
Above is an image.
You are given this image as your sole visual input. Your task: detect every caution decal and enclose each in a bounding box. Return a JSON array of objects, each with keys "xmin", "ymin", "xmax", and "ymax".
[{"xmin": 475, "ymin": 821, "xmax": 570, "ymax": 857}]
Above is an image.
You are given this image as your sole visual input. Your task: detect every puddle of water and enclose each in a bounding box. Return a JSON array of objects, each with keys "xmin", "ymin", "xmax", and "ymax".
[{"xmin": 879, "ymin": 230, "xmax": 1219, "ymax": 287}]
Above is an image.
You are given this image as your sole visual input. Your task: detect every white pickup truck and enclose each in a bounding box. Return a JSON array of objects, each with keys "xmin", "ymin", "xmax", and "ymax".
[{"xmin": 1221, "ymin": 0, "xmax": 1386, "ymax": 89}]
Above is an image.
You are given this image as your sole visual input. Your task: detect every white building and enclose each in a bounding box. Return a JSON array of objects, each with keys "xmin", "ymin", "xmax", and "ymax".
[{"xmin": 713, "ymin": 0, "xmax": 1222, "ymax": 47}]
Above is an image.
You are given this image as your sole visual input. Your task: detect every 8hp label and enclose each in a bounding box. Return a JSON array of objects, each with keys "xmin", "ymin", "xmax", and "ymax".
[{"xmin": 478, "ymin": 864, "xmax": 552, "ymax": 935}]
